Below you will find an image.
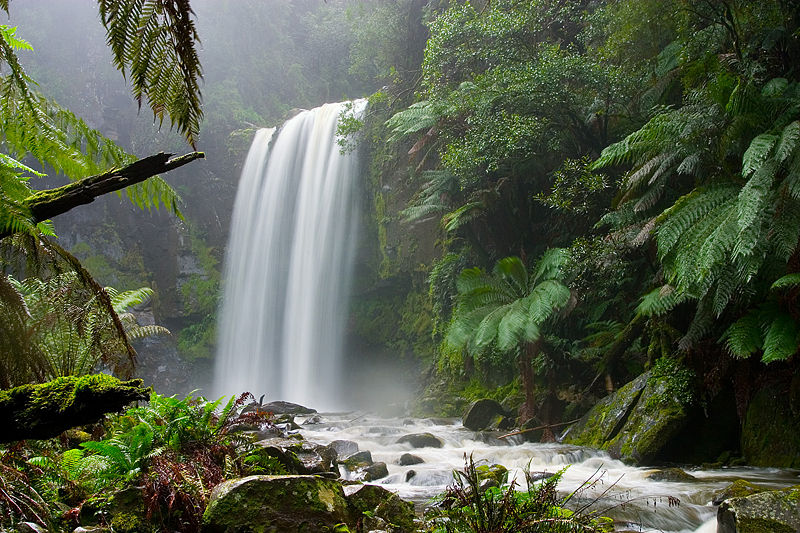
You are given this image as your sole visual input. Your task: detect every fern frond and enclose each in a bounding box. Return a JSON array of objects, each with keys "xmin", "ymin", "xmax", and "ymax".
[
  {"xmin": 636, "ymin": 285, "xmax": 687, "ymax": 317},
  {"xmin": 771, "ymin": 273, "xmax": 800, "ymax": 290},
  {"xmin": 385, "ymin": 100, "xmax": 437, "ymax": 142},
  {"xmin": 741, "ymin": 133, "xmax": 777, "ymax": 178},
  {"xmin": 98, "ymin": 0, "xmax": 203, "ymax": 147},
  {"xmin": 762, "ymin": 313, "xmax": 799, "ymax": 362}
]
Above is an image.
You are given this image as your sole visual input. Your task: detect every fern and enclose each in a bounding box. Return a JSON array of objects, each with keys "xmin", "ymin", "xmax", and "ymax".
[{"xmin": 385, "ymin": 100, "xmax": 437, "ymax": 142}]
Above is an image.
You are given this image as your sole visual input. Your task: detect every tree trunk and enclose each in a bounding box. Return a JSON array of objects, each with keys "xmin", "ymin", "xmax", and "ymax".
[{"xmin": 518, "ymin": 340, "xmax": 540, "ymax": 424}]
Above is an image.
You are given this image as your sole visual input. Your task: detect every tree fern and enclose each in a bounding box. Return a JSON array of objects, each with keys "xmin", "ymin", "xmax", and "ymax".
[{"xmin": 385, "ymin": 100, "xmax": 437, "ymax": 142}]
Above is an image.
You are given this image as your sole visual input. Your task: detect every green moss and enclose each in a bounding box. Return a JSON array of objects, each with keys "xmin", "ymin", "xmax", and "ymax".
[{"xmin": 742, "ymin": 385, "xmax": 800, "ymax": 468}]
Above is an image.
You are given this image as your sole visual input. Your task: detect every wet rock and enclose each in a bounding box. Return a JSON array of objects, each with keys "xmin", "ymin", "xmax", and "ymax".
[
  {"xmin": 462, "ymin": 399, "xmax": 510, "ymax": 431},
  {"xmin": 405, "ymin": 470, "xmax": 416, "ymax": 482},
  {"xmin": 257, "ymin": 437, "xmax": 336, "ymax": 474},
  {"xmin": 18, "ymin": 523, "xmax": 48, "ymax": 533},
  {"xmin": 260, "ymin": 401, "xmax": 317, "ymax": 415},
  {"xmin": 396, "ymin": 432, "xmax": 444, "ymax": 448},
  {"xmin": 362, "ymin": 462, "xmax": 389, "ymax": 481},
  {"xmin": 343, "ymin": 450, "xmax": 374, "ymax": 470},
  {"xmin": 528, "ymin": 471, "xmax": 556, "ymax": 483},
  {"xmin": 202, "ymin": 475, "xmax": 352, "ymax": 533},
  {"xmin": 303, "ymin": 414, "xmax": 323, "ymax": 425},
  {"xmin": 564, "ymin": 368, "xmax": 694, "ymax": 464},
  {"xmin": 475, "ymin": 464, "xmax": 508, "ymax": 485},
  {"xmin": 712, "ymin": 479, "xmax": 768, "ymax": 506},
  {"xmin": 562, "ymin": 372, "xmax": 650, "ymax": 448},
  {"xmin": 398, "ymin": 453, "xmax": 424, "ymax": 466},
  {"xmin": 329, "ymin": 439, "xmax": 359, "ymax": 458},
  {"xmin": 345, "ymin": 484, "xmax": 416, "ymax": 532},
  {"xmin": 717, "ymin": 485, "xmax": 800, "ymax": 533},
  {"xmin": 741, "ymin": 381, "xmax": 800, "ymax": 468},
  {"xmin": 645, "ymin": 468, "xmax": 696, "ymax": 482}
]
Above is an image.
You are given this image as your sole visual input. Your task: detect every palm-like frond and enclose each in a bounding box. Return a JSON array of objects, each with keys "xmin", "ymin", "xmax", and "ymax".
[
  {"xmin": 386, "ymin": 100, "xmax": 437, "ymax": 142},
  {"xmin": 97, "ymin": 0, "xmax": 203, "ymax": 147}
]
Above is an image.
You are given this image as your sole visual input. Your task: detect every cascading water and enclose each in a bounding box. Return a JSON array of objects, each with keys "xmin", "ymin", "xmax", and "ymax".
[{"xmin": 214, "ymin": 101, "xmax": 365, "ymax": 409}]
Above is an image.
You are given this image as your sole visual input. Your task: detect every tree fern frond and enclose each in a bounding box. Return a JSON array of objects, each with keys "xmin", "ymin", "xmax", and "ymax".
[
  {"xmin": 762, "ymin": 313, "xmax": 799, "ymax": 362},
  {"xmin": 771, "ymin": 273, "xmax": 800, "ymax": 290},
  {"xmin": 125, "ymin": 324, "xmax": 170, "ymax": 340},
  {"xmin": 775, "ymin": 120, "xmax": 800, "ymax": 163},
  {"xmin": 386, "ymin": 100, "xmax": 437, "ymax": 142},
  {"xmin": 530, "ymin": 248, "xmax": 569, "ymax": 285},
  {"xmin": 97, "ymin": 0, "xmax": 203, "ymax": 147},
  {"xmin": 636, "ymin": 285, "xmax": 687, "ymax": 317},
  {"xmin": 722, "ymin": 308, "xmax": 763, "ymax": 358},
  {"xmin": 442, "ymin": 201, "xmax": 484, "ymax": 233}
]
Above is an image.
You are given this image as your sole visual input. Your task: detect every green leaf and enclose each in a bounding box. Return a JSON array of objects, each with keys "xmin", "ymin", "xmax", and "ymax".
[{"xmin": 771, "ymin": 273, "xmax": 800, "ymax": 290}]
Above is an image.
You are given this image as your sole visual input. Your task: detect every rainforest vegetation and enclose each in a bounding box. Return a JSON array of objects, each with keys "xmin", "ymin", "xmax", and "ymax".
[{"xmin": 1, "ymin": 0, "xmax": 800, "ymax": 532}]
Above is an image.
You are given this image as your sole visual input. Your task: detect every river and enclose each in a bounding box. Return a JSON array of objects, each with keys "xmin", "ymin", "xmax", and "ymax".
[{"xmin": 296, "ymin": 411, "xmax": 799, "ymax": 532}]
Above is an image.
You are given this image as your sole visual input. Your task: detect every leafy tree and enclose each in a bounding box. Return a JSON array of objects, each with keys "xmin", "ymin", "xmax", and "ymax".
[{"xmin": 445, "ymin": 250, "xmax": 570, "ymax": 435}]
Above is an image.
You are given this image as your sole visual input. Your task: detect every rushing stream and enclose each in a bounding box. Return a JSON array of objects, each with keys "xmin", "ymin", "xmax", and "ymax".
[{"xmin": 296, "ymin": 412, "xmax": 799, "ymax": 533}]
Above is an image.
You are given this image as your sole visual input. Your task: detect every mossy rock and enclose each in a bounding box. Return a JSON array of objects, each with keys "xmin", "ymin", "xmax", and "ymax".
[
  {"xmin": 345, "ymin": 484, "xmax": 415, "ymax": 532},
  {"xmin": 712, "ymin": 479, "xmax": 768, "ymax": 505},
  {"xmin": 645, "ymin": 468, "xmax": 696, "ymax": 482},
  {"xmin": 562, "ymin": 373, "xmax": 649, "ymax": 449},
  {"xmin": 475, "ymin": 464, "xmax": 508, "ymax": 485},
  {"xmin": 202, "ymin": 475, "xmax": 353, "ymax": 533},
  {"xmin": 106, "ymin": 488, "xmax": 152, "ymax": 533},
  {"xmin": 717, "ymin": 485, "xmax": 800, "ymax": 533},
  {"xmin": 741, "ymin": 385, "xmax": 800, "ymax": 468},
  {"xmin": 605, "ymin": 374, "xmax": 690, "ymax": 463}
]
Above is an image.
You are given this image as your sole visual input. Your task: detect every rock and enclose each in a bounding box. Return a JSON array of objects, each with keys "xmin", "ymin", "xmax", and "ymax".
[
  {"xmin": 741, "ymin": 383, "xmax": 800, "ymax": 468},
  {"xmin": 329, "ymin": 439, "xmax": 359, "ymax": 458},
  {"xmin": 18, "ymin": 523, "xmax": 48, "ymax": 533},
  {"xmin": 563, "ymin": 368, "xmax": 694, "ymax": 464},
  {"xmin": 462, "ymin": 399, "xmax": 509, "ymax": 431},
  {"xmin": 345, "ymin": 484, "xmax": 416, "ymax": 532},
  {"xmin": 396, "ymin": 432, "xmax": 444, "ymax": 448},
  {"xmin": 717, "ymin": 485, "xmax": 800, "ymax": 533},
  {"xmin": 562, "ymin": 372, "xmax": 650, "ymax": 448},
  {"xmin": 528, "ymin": 471, "xmax": 556, "ymax": 483},
  {"xmin": 202, "ymin": 475, "xmax": 352, "ymax": 533},
  {"xmin": 405, "ymin": 470, "xmax": 416, "ymax": 482},
  {"xmin": 645, "ymin": 468, "xmax": 696, "ymax": 482},
  {"xmin": 257, "ymin": 437, "xmax": 336, "ymax": 474},
  {"xmin": 362, "ymin": 462, "xmax": 389, "ymax": 481},
  {"xmin": 398, "ymin": 453, "xmax": 424, "ymax": 466},
  {"xmin": 260, "ymin": 401, "xmax": 317, "ymax": 415},
  {"xmin": 342, "ymin": 450, "xmax": 374, "ymax": 470},
  {"xmin": 303, "ymin": 414, "xmax": 323, "ymax": 425},
  {"xmin": 104, "ymin": 487, "xmax": 150, "ymax": 533},
  {"xmin": 712, "ymin": 479, "xmax": 768, "ymax": 506},
  {"xmin": 475, "ymin": 463, "xmax": 508, "ymax": 485}
]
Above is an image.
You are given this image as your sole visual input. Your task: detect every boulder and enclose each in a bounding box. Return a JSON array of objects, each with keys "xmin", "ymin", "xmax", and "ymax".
[
  {"xmin": 396, "ymin": 432, "xmax": 444, "ymax": 448},
  {"xmin": 562, "ymin": 372, "xmax": 650, "ymax": 448},
  {"xmin": 342, "ymin": 450, "xmax": 374, "ymax": 470},
  {"xmin": 398, "ymin": 453, "xmax": 424, "ymax": 466},
  {"xmin": 329, "ymin": 439, "xmax": 359, "ymax": 458},
  {"xmin": 345, "ymin": 484, "xmax": 416, "ymax": 532},
  {"xmin": 362, "ymin": 462, "xmax": 389, "ymax": 481},
  {"xmin": 260, "ymin": 401, "xmax": 317, "ymax": 415},
  {"xmin": 741, "ymin": 382, "xmax": 800, "ymax": 468},
  {"xmin": 717, "ymin": 485, "xmax": 800, "ymax": 533},
  {"xmin": 202, "ymin": 475, "xmax": 352, "ymax": 533},
  {"xmin": 257, "ymin": 437, "xmax": 336, "ymax": 474},
  {"xmin": 563, "ymin": 367, "xmax": 693, "ymax": 464},
  {"xmin": 462, "ymin": 399, "xmax": 508, "ymax": 431},
  {"xmin": 712, "ymin": 479, "xmax": 767, "ymax": 506},
  {"xmin": 475, "ymin": 464, "xmax": 508, "ymax": 485},
  {"xmin": 645, "ymin": 468, "xmax": 696, "ymax": 482}
]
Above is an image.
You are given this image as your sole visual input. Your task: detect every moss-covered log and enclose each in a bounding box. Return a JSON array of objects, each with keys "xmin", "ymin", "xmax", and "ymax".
[{"xmin": 0, "ymin": 374, "xmax": 151, "ymax": 442}]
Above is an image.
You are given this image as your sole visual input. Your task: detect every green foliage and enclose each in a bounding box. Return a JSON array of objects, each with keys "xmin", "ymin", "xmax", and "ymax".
[
  {"xmin": 424, "ymin": 455, "xmax": 610, "ymax": 532},
  {"xmin": 97, "ymin": 0, "xmax": 203, "ymax": 146},
  {"xmin": 446, "ymin": 250, "xmax": 571, "ymax": 357}
]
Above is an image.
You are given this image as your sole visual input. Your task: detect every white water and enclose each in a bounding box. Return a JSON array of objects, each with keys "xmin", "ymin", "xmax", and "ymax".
[
  {"xmin": 297, "ymin": 412, "xmax": 799, "ymax": 533},
  {"xmin": 214, "ymin": 101, "xmax": 365, "ymax": 408}
]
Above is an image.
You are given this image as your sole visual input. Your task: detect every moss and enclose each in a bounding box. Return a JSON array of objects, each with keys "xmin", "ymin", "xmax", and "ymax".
[
  {"xmin": 742, "ymin": 385, "xmax": 800, "ymax": 468},
  {"xmin": 0, "ymin": 374, "xmax": 150, "ymax": 442}
]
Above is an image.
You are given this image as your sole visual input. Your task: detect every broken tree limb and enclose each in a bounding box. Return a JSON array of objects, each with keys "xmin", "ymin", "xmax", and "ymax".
[{"xmin": 2, "ymin": 151, "xmax": 205, "ymax": 239}]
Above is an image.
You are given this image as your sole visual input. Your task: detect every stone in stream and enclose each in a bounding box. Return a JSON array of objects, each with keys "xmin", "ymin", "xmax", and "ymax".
[
  {"xmin": 202, "ymin": 475, "xmax": 352, "ymax": 533},
  {"xmin": 712, "ymin": 479, "xmax": 767, "ymax": 506},
  {"xmin": 342, "ymin": 450, "xmax": 373, "ymax": 470},
  {"xmin": 398, "ymin": 452, "xmax": 424, "ymax": 466},
  {"xmin": 257, "ymin": 437, "xmax": 337, "ymax": 475},
  {"xmin": 462, "ymin": 398, "xmax": 511, "ymax": 431},
  {"xmin": 329, "ymin": 439, "xmax": 359, "ymax": 458},
  {"xmin": 717, "ymin": 485, "xmax": 800, "ymax": 533},
  {"xmin": 645, "ymin": 468, "xmax": 696, "ymax": 482},
  {"xmin": 396, "ymin": 432, "xmax": 444, "ymax": 448},
  {"xmin": 344, "ymin": 484, "xmax": 416, "ymax": 532},
  {"xmin": 362, "ymin": 461, "xmax": 389, "ymax": 481},
  {"xmin": 259, "ymin": 400, "xmax": 317, "ymax": 415}
]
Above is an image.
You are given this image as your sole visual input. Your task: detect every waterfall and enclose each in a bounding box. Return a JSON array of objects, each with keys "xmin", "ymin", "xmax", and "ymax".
[{"xmin": 214, "ymin": 101, "xmax": 365, "ymax": 409}]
